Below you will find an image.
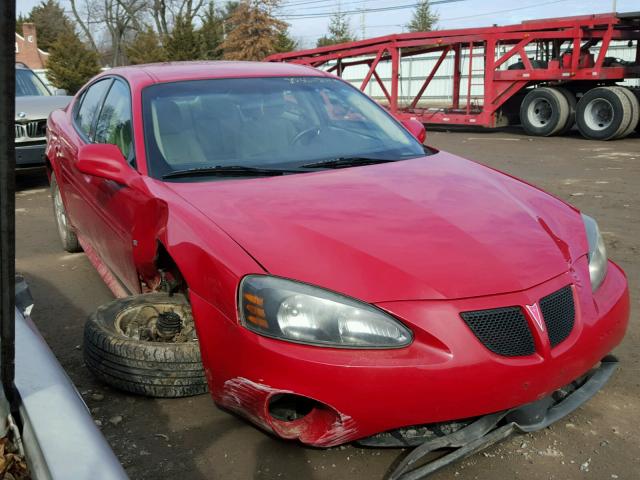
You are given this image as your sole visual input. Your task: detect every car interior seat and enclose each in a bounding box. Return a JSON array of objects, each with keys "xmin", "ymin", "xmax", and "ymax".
[{"xmin": 151, "ymin": 98, "xmax": 207, "ymax": 167}]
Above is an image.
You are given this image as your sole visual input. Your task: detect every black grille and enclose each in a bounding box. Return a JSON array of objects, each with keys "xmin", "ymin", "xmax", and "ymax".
[
  {"xmin": 540, "ymin": 285, "xmax": 575, "ymax": 347},
  {"xmin": 26, "ymin": 120, "xmax": 47, "ymax": 138},
  {"xmin": 15, "ymin": 124, "xmax": 26, "ymax": 139},
  {"xmin": 16, "ymin": 120, "xmax": 46, "ymax": 139},
  {"xmin": 460, "ymin": 307, "xmax": 535, "ymax": 357}
]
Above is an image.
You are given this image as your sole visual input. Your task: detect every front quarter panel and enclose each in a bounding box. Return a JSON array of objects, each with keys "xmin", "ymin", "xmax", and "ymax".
[{"xmin": 138, "ymin": 178, "xmax": 265, "ymax": 319}]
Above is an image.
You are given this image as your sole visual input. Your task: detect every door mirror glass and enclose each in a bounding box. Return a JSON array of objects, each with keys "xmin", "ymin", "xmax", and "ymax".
[
  {"xmin": 401, "ymin": 119, "xmax": 427, "ymax": 144},
  {"xmin": 76, "ymin": 144, "xmax": 134, "ymax": 186}
]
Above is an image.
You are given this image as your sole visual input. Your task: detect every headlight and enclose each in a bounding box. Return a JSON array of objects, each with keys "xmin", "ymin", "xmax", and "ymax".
[
  {"xmin": 238, "ymin": 275, "xmax": 412, "ymax": 348},
  {"xmin": 582, "ymin": 214, "xmax": 607, "ymax": 291}
]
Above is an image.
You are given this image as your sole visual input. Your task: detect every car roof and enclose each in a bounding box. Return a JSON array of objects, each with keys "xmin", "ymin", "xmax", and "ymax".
[{"xmin": 102, "ymin": 61, "xmax": 330, "ymax": 87}]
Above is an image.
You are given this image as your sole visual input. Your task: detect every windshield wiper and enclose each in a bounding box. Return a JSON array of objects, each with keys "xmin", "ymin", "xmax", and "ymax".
[
  {"xmin": 162, "ymin": 165, "xmax": 300, "ymax": 180},
  {"xmin": 301, "ymin": 157, "xmax": 396, "ymax": 169}
]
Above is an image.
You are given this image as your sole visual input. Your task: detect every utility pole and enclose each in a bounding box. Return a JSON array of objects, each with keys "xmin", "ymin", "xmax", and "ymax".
[
  {"xmin": 0, "ymin": 0, "xmax": 17, "ymax": 420},
  {"xmin": 612, "ymin": 0, "xmax": 617, "ymax": 12}
]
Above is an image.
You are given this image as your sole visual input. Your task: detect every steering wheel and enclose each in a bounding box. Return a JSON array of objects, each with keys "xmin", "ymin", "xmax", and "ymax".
[{"xmin": 291, "ymin": 127, "xmax": 321, "ymax": 145}]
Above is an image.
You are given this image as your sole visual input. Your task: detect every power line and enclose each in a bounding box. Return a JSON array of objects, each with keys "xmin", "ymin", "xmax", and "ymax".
[
  {"xmin": 279, "ymin": 0, "xmax": 401, "ymax": 13},
  {"xmin": 279, "ymin": 0, "xmax": 465, "ymax": 19},
  {"xmin": 280, "ymin": 0, "xmax": 370, "ymax": 8},
  {"xmin": 289, "ymin": 0, "xmax": 575, "ymax": 42},
  {"xmin": 436, "ymin": 0, "xmax": 572, "ymax": 23}
]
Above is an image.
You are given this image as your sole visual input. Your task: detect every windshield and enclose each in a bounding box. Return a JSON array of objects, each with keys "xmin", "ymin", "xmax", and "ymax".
[
  {"xmin": 15, "ymin": 68, "xmax": 51, "ymax": 97},
  {"xmin": 142, "ymin": 76, "xmax": 426, "ymax": 180}
]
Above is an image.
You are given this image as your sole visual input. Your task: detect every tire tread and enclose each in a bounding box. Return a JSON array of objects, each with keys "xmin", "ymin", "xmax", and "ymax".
[{"xmin": 83, "ymin": 293, "xmax": 208, "ymax": 398}]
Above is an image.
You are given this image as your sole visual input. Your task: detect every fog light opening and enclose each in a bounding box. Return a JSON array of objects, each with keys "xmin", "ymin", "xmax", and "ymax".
[{"xmin": 268, "ymin": 394, "xmax": 319, "ymax": 422}]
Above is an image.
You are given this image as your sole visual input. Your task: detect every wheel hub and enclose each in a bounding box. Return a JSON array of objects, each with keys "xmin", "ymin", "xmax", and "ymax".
[
  {"xmin": 156, "ymin": 311, "xmax": 183, "ymax": 339},
  {"xmin": 527, "ymin": 98, "xmax": 553, "ymax": 127},
  {"xmin": 115, "ymin": 302, "xmax": 197, "ymax": 343},
  {"xmin": 53, "ymin": 186, "xmax": 68, "ymax": 241},
  {"xmin": 584, "ymin": 98, "xmax": 614, "ymax": 131}
]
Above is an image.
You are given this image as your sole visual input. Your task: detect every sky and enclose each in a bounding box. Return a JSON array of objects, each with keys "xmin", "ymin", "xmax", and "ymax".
[{"xmin": 15, "ymin": 0, "xmax": 639, "ymax": 48}]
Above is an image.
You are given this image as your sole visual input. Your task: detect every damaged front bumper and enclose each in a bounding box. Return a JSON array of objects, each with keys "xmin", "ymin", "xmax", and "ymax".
[
  {"xmin": 191, "ymin": 260, "xmax": 628, "ymax": 449},
  {"xmin": 373, "ymin": 356, "xmax": 618, "ymax": 480}
]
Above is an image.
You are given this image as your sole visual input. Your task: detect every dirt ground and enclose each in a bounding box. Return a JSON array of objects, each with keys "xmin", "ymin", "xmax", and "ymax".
[{"xmin": 15, "ymin": 129, "xmax": 640, "ymax": 480}]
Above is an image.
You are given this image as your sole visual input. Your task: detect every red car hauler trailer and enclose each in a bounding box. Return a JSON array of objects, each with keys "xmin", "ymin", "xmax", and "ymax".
[{"xmin": 266, "ymin": 12, "xmax": 640, "ymax": 140}]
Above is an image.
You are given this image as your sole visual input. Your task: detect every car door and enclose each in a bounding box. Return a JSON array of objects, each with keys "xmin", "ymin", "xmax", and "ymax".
[
  {"xmin": 56, "ymin": 78, "xmax": 113, "ymax": 240},
  {"xmin": 80, "ymin": 78, "xmax": 146, "ymax": 293}
]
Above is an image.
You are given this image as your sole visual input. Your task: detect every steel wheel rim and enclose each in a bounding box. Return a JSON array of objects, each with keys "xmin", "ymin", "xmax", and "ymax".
[
  {"xmin": 53, "ymin": 185, "xmax": 68, "ymax": 243},
  {"xmin": 527, "ymin": 98, "xmax": 553, "ymax": 127},
  {"xmin": 584, "ymin": 98, "xmax": 614, "ymax": 131}
]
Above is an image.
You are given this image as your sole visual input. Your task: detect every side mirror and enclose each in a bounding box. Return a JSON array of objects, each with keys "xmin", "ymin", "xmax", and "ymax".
[
  {"xmin": 54, "ymin": 88, "xmax": 68, "ymax": 96},
  {"xmin": 76, "ymin": 144, "xmax": 135, "ymax": 186},
  {"xmin": 401, "ymin": 118, "xmax": 427, "ymax": 144}
]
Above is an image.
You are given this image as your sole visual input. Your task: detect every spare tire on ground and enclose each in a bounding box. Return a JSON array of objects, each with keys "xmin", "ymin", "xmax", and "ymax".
[{"xmin": 84, "ymin": 293, "xmax": 208, "ymax": 398}]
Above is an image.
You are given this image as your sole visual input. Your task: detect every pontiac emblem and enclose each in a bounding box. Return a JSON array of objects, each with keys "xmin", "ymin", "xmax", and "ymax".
[{"xmin": 525, "ymin": 303, "xmax": 545, "ymax": 332}]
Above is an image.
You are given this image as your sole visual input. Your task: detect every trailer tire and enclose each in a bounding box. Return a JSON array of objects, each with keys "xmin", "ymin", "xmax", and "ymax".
[
  {"xmin": 612, "ymin": 87, "xmax": 639, "ymax": 139},
  {"xmin": 84, "ymin": 293, "xmax": 208, "ymax": 398},
  {"xmin": 520, "ymin": 87, "xmax": 570, "ymax": 137},
  {"xmin": 555, "ymin": 87, "xmax": 577, "ymax": 135},
  {"xmin": 633, "ymin": 89, "xmax": 640, "ymax": 133},
  {"xmin": 575, "ymin": 87, "xmax": 633, "ymax": 140}
]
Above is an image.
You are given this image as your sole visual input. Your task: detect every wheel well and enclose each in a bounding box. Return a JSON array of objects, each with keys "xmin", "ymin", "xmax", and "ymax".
[{"xmin": 149, "ymin": 242, "xmax": 187, "ymax": 295}]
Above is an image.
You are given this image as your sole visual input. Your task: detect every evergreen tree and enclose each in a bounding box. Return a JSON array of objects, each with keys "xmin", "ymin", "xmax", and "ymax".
[
  {"xmin": 274, "ymin": 28, "xmax": 298, "ymax": 54},
  {"xmin": 222, "ymin": 1, "xmax": 241, "ymax": 37},
  {"xmin": 46, "ymin": 29, "xmax": 101, "ymax": 93},
  {"xmin": 15, "ymin": 14, "xmax": 29, "ymax": 32},
  {"xmin": 406, "ymin": 0, "xmax": 439, "ymax": 33},
  {"xmin": 316, "ymin": 10, "xmax": 355, "ymax": 47},
  {"xmin": 125, "ymin": 27, "xmax": 167, "ymax": 65},
  {"xmin": 200, "ymin": 2, "xmax": 225, "ymax": 60},
  {"xmin": 17, "ymin": 0, "xmax": 74, "ymax": 51},
  {"xmin": 222, "ymin": 0, "xmax": 289, "ymax": 61},
  {"xmin": 165, "ymin": 15, "xmax": 203, "ymax": 61}
]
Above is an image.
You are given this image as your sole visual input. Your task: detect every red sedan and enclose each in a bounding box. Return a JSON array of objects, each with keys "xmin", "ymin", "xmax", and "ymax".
[{"xmin": 46, "ymin": 62, "xmax": 628, "ymax": 457}]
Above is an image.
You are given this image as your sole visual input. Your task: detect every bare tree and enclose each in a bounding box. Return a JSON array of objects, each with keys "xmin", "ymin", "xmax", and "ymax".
[
  {"xmin": 68, "ymin": 0, "xmax": 208, "ymax": 65},
  {"xmin": 105, "ymin": 0, "xmax": 148, "ymax": 65},
  {"xmin": 69, "ymin": 0, "xmax": 99, "ymax": 52},
  {"xmin": 69, "ymin": 0, "xmax": 148, "ymax": 66},
  {"xmin": 150, "ymin": 0, "xmax": 205, "ymax": 38}
]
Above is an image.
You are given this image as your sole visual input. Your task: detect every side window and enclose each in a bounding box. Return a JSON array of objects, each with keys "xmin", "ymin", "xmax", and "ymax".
[
  {"xmin": 94, "ymin": 80, "xmax": 134, "ymax": 161},
  {"xmin": 75, "ymin": 79, "xmax": 111, "ymax": 140}
]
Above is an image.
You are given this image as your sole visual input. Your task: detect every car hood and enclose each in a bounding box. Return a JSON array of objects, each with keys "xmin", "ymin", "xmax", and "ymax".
[
  {"xmin": 15, "ymin": 95, "xmax": 72, "ymax": 121},
  {"xmin": 165, "ymin": 151, "xmax": 587, "ymax": 302}
]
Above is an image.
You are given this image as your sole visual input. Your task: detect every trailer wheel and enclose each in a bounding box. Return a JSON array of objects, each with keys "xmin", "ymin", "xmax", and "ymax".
[
  {"xmin": 633, "ymin": 89, "xmax": 640, "ymax": 133},
  {"xmin": 575, "ymin": 87, "xmax": 633, "ymax": 140},
  {"xmin": 520, "ymin": 87, "xmax": 570, "ymax": 137},
  {"xmin": 84, "ymin": 293, "xmax": 208, "ymax": 398},
  {"xmin": 555, "ymin": 87, "xmax": 577, "ymax": 135},
  {"xmin": 613, "ymin": 87, "xmax": 639, "ymax": 138}
]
